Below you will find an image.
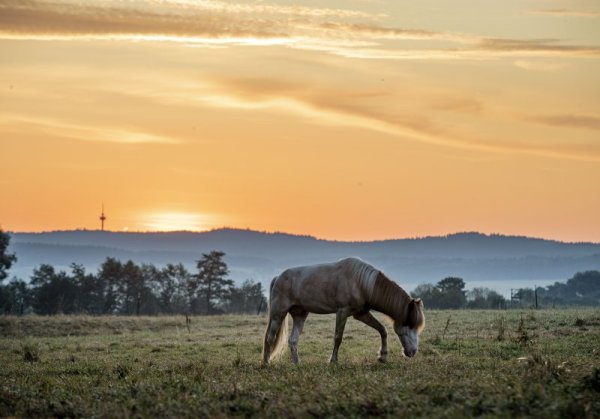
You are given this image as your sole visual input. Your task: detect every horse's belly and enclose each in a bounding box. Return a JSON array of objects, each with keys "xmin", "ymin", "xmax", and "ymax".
[{"xmin": 294, "ymin": 300, "xmax": 338, "ymax": 314}]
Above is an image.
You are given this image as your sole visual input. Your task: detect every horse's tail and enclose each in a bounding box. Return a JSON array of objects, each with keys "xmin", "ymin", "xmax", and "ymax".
[
  {"xmin": 262, "ymin": 276, "xmax": 289, "ymax": 363},
  {"xmin": 268, "ymin": 315, "xmax": 289, "ymax": 362}
]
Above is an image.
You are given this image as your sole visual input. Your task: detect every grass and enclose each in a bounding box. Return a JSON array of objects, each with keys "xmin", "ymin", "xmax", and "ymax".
[{"xmin": 1, "ymin": 309, "xmax": 599, "ymax": 417}]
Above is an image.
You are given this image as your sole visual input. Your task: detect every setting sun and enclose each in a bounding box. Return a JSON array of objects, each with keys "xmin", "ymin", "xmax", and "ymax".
[{"xmin": 140, "ymin": 212, "xmax": 213, "ymax": 232}]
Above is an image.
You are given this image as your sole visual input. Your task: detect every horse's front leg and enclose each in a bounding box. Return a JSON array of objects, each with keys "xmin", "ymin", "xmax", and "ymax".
[
  {"xmin": 354, "ymin": 311, "xmax": 388, "ymax": 362},
  {"xmin": 329, "ymin": 309, "xmax": 350, "ymax": 364}
]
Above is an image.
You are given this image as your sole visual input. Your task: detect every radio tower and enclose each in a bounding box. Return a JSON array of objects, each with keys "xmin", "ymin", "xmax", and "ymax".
[{"xmin": 99, "ymin": 204, "xmax": 107, "ymax": 231}]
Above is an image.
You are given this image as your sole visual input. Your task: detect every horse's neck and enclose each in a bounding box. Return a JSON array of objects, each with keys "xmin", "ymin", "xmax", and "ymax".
[{"xmin": 368, "ymin": 272, "xmax": 411, "ymax": 321}]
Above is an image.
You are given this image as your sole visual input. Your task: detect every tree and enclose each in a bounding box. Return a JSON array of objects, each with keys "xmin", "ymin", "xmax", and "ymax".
[
  {"xmin": 485, "ymin": 289, "xmax": 506, "ymax": 309},
  {"xmin": 411, "ymin": 278, "xmax": 467, "ymax": 309},
  {"xmin": 568, "ymin": 270, "xmax": 600, "ymax": 299},
  {"xmin": 467, "ymin": 287, "xmax": 506, "ymax": 309},
  {"xmin": 30, "ymin": 264, "xmax": 77, "ymax": 314},
  {"xmin": 227, "ymin": 279, "xmax": 267, "ymax": 314},
  {"xmin": 412, "ymin": 283, "xmax": 441, "ymax": 307},
  {"xmin": 0, "ymin": 277, "xmax": 30, "ymax": 315},
  {"xmin": 71, "ymin": 263, "xmax": 104, "ymax": 314},
  {"xmin": 542, "ymin": 270, "xmax": 600, "ymax": 306},
  {"xmin": 0, "ymin": 229, "xmax": 17, "ymax": 282},
  {"xmin": 437, "ymin": 277, "xmax": 466, "ymax": 294},
  {"xmin": 514, "ymin": 288, "xmax": 535, "ymax": 306},
  {"xmin": 467, "ymin": 287, "xmax": 488, "ymax": 309},
  {"xmin": 436, "ymin": 277, "xmax": 467, "ymax": 309},
  {"xmin": 195, "ymin": 251, "xmax": 233, "ymax": 314},
  {"xmin": 154, "ymin": 263, "xmax": 190, "ymax": 314},
  {"xmin": 97, "ymin": 258, "xmax": 123, "ymax": 314},
  {"xmin": 120, "ymin": 261, "xmax": 157, "ymax": 315}
]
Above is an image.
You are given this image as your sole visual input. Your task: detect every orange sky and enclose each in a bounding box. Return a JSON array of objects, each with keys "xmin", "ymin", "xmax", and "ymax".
[{"xmin": 1, "ymin": 0, "xmax": 599, "ymax": 242}]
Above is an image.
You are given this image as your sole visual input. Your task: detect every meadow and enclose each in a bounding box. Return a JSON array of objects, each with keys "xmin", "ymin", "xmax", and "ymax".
[{"xmin": 1, "ymin": 309, "xmax": 599, "ymax": 418}]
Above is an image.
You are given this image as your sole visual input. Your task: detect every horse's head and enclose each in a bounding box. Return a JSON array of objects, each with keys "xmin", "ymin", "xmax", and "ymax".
[{"xmin": 394, "ymin": 298, "xmax": 425, "ymax": 357}]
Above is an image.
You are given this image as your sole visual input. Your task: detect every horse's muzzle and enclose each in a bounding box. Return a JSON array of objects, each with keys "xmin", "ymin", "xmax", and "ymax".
[{"xmin": 403, "ymin": 348, "xmax": 417, "ymax": 357}]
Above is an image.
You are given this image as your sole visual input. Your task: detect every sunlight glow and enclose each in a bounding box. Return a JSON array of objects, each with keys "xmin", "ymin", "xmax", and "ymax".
[{"xmin": 140, "ymin": 212, "xmax": 212, "ymax": 232}]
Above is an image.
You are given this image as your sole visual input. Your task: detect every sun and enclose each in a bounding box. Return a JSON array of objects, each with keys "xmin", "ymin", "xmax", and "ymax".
[{"xmin": 141, "ymin": 211, "xmax": 211, "ymax": 232}]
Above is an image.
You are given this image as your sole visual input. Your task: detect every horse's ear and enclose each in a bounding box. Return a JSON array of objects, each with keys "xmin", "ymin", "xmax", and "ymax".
[{"xmin": 414, "ymin": 298, "xmax": 423, "ymax": 307}]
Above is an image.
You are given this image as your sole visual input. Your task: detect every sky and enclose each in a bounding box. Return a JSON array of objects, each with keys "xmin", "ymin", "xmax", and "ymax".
[{"xmin": 1, "ymin": 0, "xmax": 599, "ymax": 242}]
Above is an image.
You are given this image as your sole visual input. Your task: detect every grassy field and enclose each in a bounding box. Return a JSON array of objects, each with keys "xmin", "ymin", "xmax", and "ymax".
[{"xmin": 1, "ymin": 309, "xmax": 599, "ymax": 418}]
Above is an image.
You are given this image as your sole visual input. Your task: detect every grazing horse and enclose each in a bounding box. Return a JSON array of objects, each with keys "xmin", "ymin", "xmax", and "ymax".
[{"xmin": 262, "ymin": 258, "xmax": 425, "ymax": 364}]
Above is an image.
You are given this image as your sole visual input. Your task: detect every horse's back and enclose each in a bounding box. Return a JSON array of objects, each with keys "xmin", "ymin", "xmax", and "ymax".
[{"xmin": 271, "ymin": 258, "xmax": 374, "ymax": 314}]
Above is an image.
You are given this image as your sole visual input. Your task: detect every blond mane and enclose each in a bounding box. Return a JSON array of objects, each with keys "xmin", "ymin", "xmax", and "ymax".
[{"xmin": 368, "ymin": 272, "xmax": 424, "ymax": 331}]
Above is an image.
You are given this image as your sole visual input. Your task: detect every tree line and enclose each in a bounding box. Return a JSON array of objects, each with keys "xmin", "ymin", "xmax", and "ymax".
[
  {"xmin": 0, "ymin": 230, "xmax": 265, "ymax": 315},
  {"xmin": 411, "ymin": 271, "xmax": 600, "ymax": 309},
  {"xmin": 511, "ymin": 271, "xmax": 600, "ymax": 307},
  {"xmin": 1, "ymin": 230, "xmax": 599, "ymax": 314}
]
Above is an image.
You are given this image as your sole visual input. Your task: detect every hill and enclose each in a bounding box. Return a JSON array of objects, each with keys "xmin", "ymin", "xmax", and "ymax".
[{"xmin": 7, "ymin": 229, "xmax": 600, "ymax": 296}]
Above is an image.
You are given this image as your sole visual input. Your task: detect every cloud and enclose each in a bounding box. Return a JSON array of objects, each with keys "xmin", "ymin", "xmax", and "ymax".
[
  {"xmin": 1, "ymin": 0, "xmax": 599, "ymax": 60},
  {"xmin": 514, "ymin": 60, "xmax": 567, "ymax": 72},
  {"xmin": 531, "ymin": 9, "xmax": 600, "ymax": 18},
  {"xmin": 429, "ymin": 98, "xmax": 484, "ymax": 114},
  {"xmin": 315, "ymin": 22, "xmax": 476, "ymax": 43},
  {"xmin": 200, "ymin": 77, "xmax": 600, "ymax": 161},
  {"xmin": 0, "ymin": 0, "xmax": 383, "ymax": 41},
  {"xmin": 1, "ymin": 114, "xmax": 181, "ymax": 144},
  {"xmin": 479, "ymin": 38, "xmax": 600, "ymax": 57},
  {"xmin": 527, "ymin": 114, "xmax": 600, "ymax": 131},
  {"xmin": 161, "ymin": 0, "xmax": 383, "ymax": 20},
  {"xmin": 0, "ymin": 0, "xmax": 286, "ymax": 39}
]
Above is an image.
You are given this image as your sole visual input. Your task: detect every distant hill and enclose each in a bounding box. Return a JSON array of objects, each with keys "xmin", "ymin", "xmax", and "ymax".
[{"xmin": 7, "ymin": 229, "xmax": 600, "ymax": 296}]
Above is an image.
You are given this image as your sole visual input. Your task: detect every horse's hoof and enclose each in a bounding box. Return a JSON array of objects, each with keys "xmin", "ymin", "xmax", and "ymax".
[{"xmin": 377, "ymin": 357, "xmax": 387, "ymax": 363}]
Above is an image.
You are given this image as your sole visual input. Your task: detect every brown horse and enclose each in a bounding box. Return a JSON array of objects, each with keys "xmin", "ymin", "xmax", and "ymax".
[{"xmin": 262, "ymin": 258, "xmax": 425, "ymax": 364}]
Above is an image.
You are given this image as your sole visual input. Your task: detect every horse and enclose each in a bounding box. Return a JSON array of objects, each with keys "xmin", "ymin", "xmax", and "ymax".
[{"xmin": 262, "ymin": 257, "xmax": 425, "ymax": 364}]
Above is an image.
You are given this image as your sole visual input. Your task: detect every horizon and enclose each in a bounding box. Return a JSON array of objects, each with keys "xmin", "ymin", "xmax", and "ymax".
[
  {"xmin": 1, "ymin": 0, "xmax": 599, "ymax": 242},
  {"xmin": 7, "ymin": 226, "xmax": 600, "ymax": 245},
  {"xmin": 6, "ymin": 225, "xmax": 599, "ymax": 300}
]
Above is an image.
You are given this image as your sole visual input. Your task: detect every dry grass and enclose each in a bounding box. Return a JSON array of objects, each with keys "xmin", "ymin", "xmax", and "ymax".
[{"xmin": 1, "ymin": 309, "xmax": 599, "ymax": 417}]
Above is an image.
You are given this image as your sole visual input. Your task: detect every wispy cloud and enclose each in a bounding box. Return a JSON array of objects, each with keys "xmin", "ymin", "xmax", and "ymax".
[
  {"xmin": 1, "ymin": 0, "xmax": 599, "ymax": 60},
  {"xmin": 531, "ymin": 9, "xmax": 600, "ymax": 18},
  {"xmin": 0, "ymin": 0, "xmax": 286, "ymax": 39},
  {"xmin": 198, "ymin": 77, "xmax": 600, "ymax": 161},
  {"xmin": 429, "ymin": 98, "xmax": 484, "ymax": 114},
  {"xmin": 526, "ymin": 114, "xmax": 600, "ymax": 131},
  {"xmin": 514, "ymin": 60, "xmax": 567, "ymax": 72},
  {"xmin": 479, "ymin": 38, "xmax": 600, "ymax": 57},
  {"xmin": 1, "ymin": 114, "xmax": 181, "ymax": 144},
  {"xmin": 314, "ymin": 22, "xmax": 476, "ymax": 43}
]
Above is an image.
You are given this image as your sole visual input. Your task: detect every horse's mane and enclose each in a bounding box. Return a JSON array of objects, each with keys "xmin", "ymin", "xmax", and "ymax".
[
  {"xmin": 367, "ymin": 271, "xmax": 425, "ymax": 330},
  {"xmin": 343, "ymin": 258, "xmax": 379, "ymax": 293}
]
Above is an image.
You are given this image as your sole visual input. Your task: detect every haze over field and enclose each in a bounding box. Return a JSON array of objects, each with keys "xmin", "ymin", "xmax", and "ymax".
[
  {"xmin": 1, "ymin": 0, "xmax": 599, "ymax": 243},
  {"xmin": 8, "ymin": 229, "xmax": 600, "ymax": 297}
]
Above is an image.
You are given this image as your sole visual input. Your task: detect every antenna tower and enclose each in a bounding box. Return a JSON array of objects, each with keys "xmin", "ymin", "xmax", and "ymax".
[{"xmin": 99, "ymin": 204, "xmax": 107, "ymax": 231}]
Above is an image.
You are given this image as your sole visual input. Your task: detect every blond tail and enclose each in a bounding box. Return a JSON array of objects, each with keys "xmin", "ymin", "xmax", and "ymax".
[
  {"xmin": 268, "ymin": 314, "xmax": 289, "ymax": 362},
  {"xmin": 262, "ymin": 276, "xmax": 289, "ymax": 363}
]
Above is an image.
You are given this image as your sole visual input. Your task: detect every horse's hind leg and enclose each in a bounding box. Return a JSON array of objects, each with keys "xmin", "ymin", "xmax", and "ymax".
[
  {"xmin": 354, "ymin": 311, "xmax": 388, "ymax": 362},
  {"xmin": 262, "ymin": 310, "xmax": 286, "ymax": 364},
  {"xmin": 289, "ymin": 311, "xmax": 308, "ymax": 364}
]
